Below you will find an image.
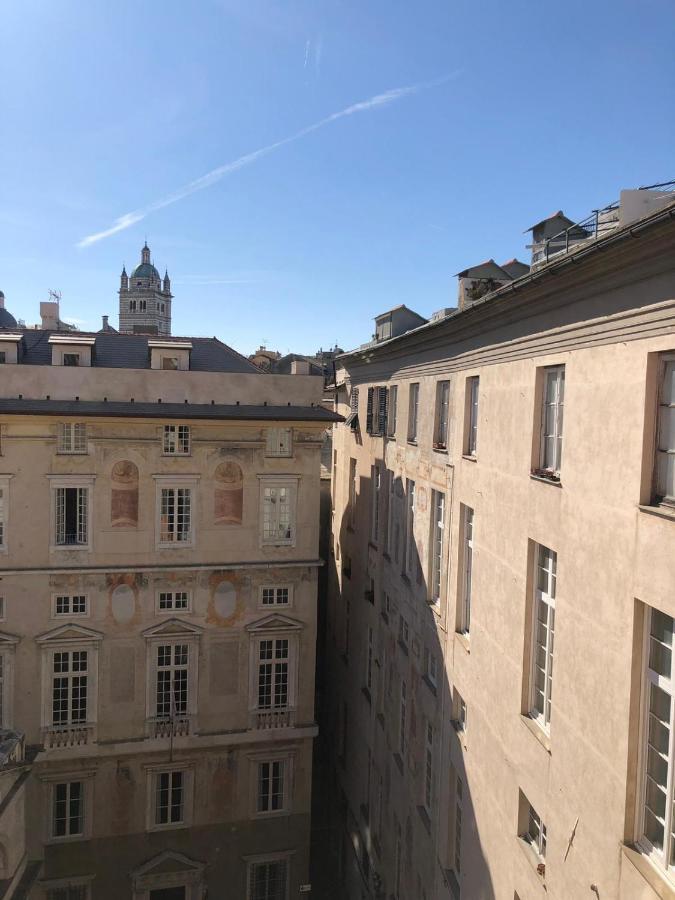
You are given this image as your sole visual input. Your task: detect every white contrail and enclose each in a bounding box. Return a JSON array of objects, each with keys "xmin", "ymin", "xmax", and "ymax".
[{"xmin": 77, "ymin": 75, "xmax": 456, "ymax": 248}]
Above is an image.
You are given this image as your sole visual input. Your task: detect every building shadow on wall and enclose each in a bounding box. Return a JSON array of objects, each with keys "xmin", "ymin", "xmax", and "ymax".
[{"xmin": 312, "ymin": 453, "xmax": 496, "ymax": 900}]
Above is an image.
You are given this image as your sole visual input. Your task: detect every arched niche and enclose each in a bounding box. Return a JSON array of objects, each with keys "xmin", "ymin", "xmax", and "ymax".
[
  {"xmin": 214, "ymin": 462, "xmax": 243, "ymax": 525},
  {"xmin": 111, "ymin": 461, "xmax": 139, "ymax": 528}
]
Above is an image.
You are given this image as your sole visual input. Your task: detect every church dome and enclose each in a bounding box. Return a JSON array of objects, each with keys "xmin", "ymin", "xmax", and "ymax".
[
  {"xmin": 130, "ymin": 261, "xmax": 160, "ymax": 279},
  {"xmin": 0, "ymin": 293, "xmax": 17, "ymax": 329}
]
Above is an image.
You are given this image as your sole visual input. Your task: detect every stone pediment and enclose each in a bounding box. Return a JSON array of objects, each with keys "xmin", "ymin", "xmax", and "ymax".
[
  {"xmin": 134, "ymin": 850, "xmax": 203, "ymax": 877},
  {"xmin": 142, "ymin": 618, "xmax": 204, "ymax": 639},
  {"xmin": 0, "ymin": 630, "xmax": 20, "ymax": 646},
  {"xmin": 35, "ymin": 623, "xmax": 103, "ymax": 644},
  {"xmin": 245, "ymin": 613, "xmax": 303, "ymax": 633}
]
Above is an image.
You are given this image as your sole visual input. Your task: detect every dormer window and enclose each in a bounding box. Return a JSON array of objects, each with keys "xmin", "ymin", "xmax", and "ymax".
[
  {"xmin": 162, "ymin": 357, "xmax": 179, "ymax": 371},
  {"xmin": 149, "ymin": 340, "xmax": 192, "ymax": 372},
  {"xmin": 48, "ymin": 336, "xmax": 94, "ymax": 367},
  {"xmin": 63, "ymin": 353, "xmax": 80, "ymax": 367}
]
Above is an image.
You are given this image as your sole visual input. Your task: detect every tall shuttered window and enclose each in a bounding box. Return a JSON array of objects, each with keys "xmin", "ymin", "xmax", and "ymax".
[
  {"xmin": 429, "ymin": 490, "xmax": 445, "ymax": 605},
  {"xmin": 530, "ymin": 545, "xmax": 556, "ymax": 730},
  {"xmin": 656, "ymin": 355, "xmax": 675, "ymax": 505},
  {"xmin": 538, "ymin": 365, "xmax": 565, "ymax": 478},
  {"xmin": 407, "ymin": 383, "xmax": 419, "ymax": 442}
]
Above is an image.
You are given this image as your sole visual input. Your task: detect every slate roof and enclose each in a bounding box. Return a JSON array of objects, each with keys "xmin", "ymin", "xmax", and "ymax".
[
  {"xmin": 0, "ymin": 398, "xmax": 343, "ymax": 423},
  {"xmin": 0, "ymin": 329, "xmax": 260, "ymax": 374}
]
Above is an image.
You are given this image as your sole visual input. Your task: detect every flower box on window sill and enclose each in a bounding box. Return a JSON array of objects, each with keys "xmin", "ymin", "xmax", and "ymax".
[{"xmin": 433, "ymin": 442, "xmax": 447, "ymax": 452}]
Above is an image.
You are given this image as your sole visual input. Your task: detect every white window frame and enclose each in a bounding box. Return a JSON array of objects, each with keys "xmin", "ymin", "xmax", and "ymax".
[
  {"xmin": 259, "ymin": 585, "xmax": 292, "ymax": 608},
  {"xmin": 529, "ymin": 544, "xmax": 556, "ymax": 731},
  {"xmin": 246, "ymin": 854, "xmax": 291, "ymax": 900},
  {"xmin": 371, "ymin": 464, "xmax": 381, "ymax": 545},
  {"xmin": 265, "ymin": 428, "xmax": 293, "ymax": 458},
  {"xmin": 434, "ymin": 380, "xmax": 450, "ymax": 449},
  {"xmin": 57, "ymin": 423, "xmax": 88, "ymax": 455},
  {"xmin": 452, "ymin": 686, "xmax": 467, "ymax": 733},
  {"xmin": 424, "ymin": 647, "xmax": 438, "ymax": 689},
  {"xmin": 154, "ymin": 476, "xmax": 198, "ymax": 549},
  {"xmin": 465, "ymin": 376, "xmax": 479, "ymax": 457},
  {"xmin": 407, "ymin": 383, "xmax": 420, "ymax": 443},
  {"xmin": 250, "ymin": 753, "xmax": 292, "ymax": 818},
  {"xmin": 156, "ymin": 590, "xmax": 191, "ymax": 613},
  {"xmin": 404, "ymin": 479, "xmax": 416, "ymax": 576},
  {"xmin": 146, "ymin": 763, "xmax": 193, "ymax": 831},
  {"xmin": 655, "ymin": 354, "xmax": 675, "ymax": 505},
  {"xmin": 0, "ymin": 476, "xmax": 10, "ymax": 554},
  {"xmin": 458, "ymin": 505, "xmax": 474, "ymax": 634},
  {"xmin": 522, "ymin": 799, "xmax": 547, "ymax": 861},
  {"xmin": 538, "ymin": 365, "xmax": 565, "ymax": 478},
  {"xmin": 637, "ymin": 605, "xmax": 675, "ymax": 874},
  {"xmin": 250, "ymin": 635, "xmax": 297, "ymax": 716},
  {"xmin": 52, "ymin": 594, "xmax": 89, "ymax": 618},
  {"xmin": 429, "ymin": 489, "xmax": 446, "ymax": 605},
  {"xmin": 0, "ymin": 641, "xmax": 17, "ymax": 730},
  {"xmin": 47, "ymin": 776, "xmax": 93, "ymax": 843},
  {"xmin": 143, "ymin": 624, "xmax": 201, "ymax": 737},
  {"xmin": 424, "ymin": 720, "xmax": 434, "ymax": 816},
  {"xmin": 387, "ymin": 385, "xmax": 398, "ymax": 437},
  {"xmin": 259, "ymin": 476, "xmax": 298, "ymax": 547},
  {"xmin": 49, "ymin": 476, "xmax": 95, "ymax": 552},
  {"xmin": 162, "ymin": 424, "xmax": 191, "ymax": 456}
]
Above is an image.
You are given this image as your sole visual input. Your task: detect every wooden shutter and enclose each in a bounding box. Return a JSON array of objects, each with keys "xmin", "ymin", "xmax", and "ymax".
[
  {"xmin": 379, "ymin": 388, "xmax": 388, "ymax": 436},
  {"xmin": 366, "ymin": 388, "xmax": 374, "ymax": 433}
]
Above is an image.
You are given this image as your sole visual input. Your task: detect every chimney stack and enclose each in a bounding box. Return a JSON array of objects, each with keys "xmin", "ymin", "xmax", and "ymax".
[
  {"xmin": 102, "ymin": 315, "xmax": 109, "ymax": 330},
  {"xmin": 40, "ymin": 301, "xmax": 60, "ymax": 331}
]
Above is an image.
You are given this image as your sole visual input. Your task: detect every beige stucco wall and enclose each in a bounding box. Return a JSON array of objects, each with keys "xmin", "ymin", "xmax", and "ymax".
[{"xmin": 326, "ymin": 219, "xmax": 675, "ymax": 900}]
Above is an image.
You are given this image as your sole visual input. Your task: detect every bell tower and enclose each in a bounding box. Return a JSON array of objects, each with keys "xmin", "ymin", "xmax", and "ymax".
[{"xmin": 118, "ymin": 242, "xmax": 173, "ymax": 335}]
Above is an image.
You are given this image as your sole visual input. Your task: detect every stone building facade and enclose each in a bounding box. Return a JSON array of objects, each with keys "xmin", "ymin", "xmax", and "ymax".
[
  {"xmin": 325, "ymin": 187, "xmax": 675, "ymax": 899},
  {"xmin": 0, "ymin": 315, "xmax": 338, "ymax": 897}
]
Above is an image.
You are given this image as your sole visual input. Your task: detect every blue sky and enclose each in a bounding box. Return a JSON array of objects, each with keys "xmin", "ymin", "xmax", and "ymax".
[{"xmin": 1, "ymin": 0, "xmax": 674, "ymax": 354}]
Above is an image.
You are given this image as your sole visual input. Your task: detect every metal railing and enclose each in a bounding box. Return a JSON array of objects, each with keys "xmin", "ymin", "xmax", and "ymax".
[{"xmin": 532, "ymin": 180, "xmax": 675, "ymax": 266}]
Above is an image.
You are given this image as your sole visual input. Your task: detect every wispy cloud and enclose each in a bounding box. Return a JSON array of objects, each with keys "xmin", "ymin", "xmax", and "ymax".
[
  {"xmin": 77, "ymin": 74, "xmax": 458, "ymax": 249},
  {"xmin": 303, "ymin": 39, "xmax": 311, "ymax": 69}
]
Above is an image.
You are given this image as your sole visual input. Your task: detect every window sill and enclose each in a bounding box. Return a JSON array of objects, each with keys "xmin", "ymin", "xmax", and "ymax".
[
  {"xmin": 530, "ymin": 472, "xmax": 562, "ymax": 488},
  {"xmin": 407, "ymin": 440, "xmax": 418, "ymax": 446},
  {"xmin": 50, "ymin": 544, "xmax": 91, "ymax": 553},
  {"xmin": 520, "ymin": 714, "xmax": 551, "ymax": 754},
  {"xmin": 417, "ymin": 804, "xmax": 432, "ymax": 835},
  {"xmin": 639, "ymin": 504, "xmax": 675, "ymax": 523},
  {"xmin": 422, "ymin": 675, "xmax": 437, "ymax": 697},
  {"xmin": 455, "ymin": 631, "xmax": 470, "ymax": 654},
  {"xmin": 461, "ymin": 453, "xmax": 477, "ymax": 463},
  {"xmin": 432, "ymin": 445, "xmax": 448, "ymax": 454},
  {"xmin": 622, "ymin": 844, "xmax": 675, "ymax": 900}
]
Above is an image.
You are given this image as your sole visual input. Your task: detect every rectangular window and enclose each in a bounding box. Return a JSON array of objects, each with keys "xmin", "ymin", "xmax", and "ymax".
[
  {"xmin": 163, "ymin": 424, "xmax": 191, "ymax": 455},
  {"xmin": 161, "ymin": 356, "xmax": 179, "ymax": 370},
  {"xmin": 404, "ymin": 479, "xmax": 416, "ymax": 575},
  {"xmin": 530, "ymin": 545, "xmax": 556, "ymax": 730},
  {"xmin": 365, "ymin": 627, "xmax": 374, "ymax": 693},
  {"xmin": 155, "ymin": 644, "xmax": 188, "ymax": 718},
  {"xmin": 160, "ymin": 487, "xmax": 192, "ymax": 544},
  {"xmin": 266, "ymin": 428, "xmax": 292, "ymax": 457},
  {"xmin": 262, "ymin": 484, "xmax": 295, "ymax": 544},
  {"xmin": 154, "ymin": 770, "xmax": 184, "ymax": 825},
  {"xmin": 47, "ymin": 887, "xmax": 88, "ymax": 900},
  {"xmin": 399, "ymin": 679, "xmax": 407, "ymax": 755},
  {"xmin": 261, "ymin": 586, "xmax": 290, "ymax": 606},
  {"xmin": 424, "ymin": 648, "xmax": 438, "ymax": 688},
  {"xmin": 158, "ymin": 591, "xmax": 190, "ymax": 612},
  {"xmin": 639, "ymin": 606, "xmax": 675, "ymax": 869},
  {"xmin": 465, "ymin": 376, "xmax": 479, "ymax": 456},
  {"xmin": 371, "ymin": 465, "xmax": 381, "ymax": 544},
  {"xmin": 0, "ymin": 483, "xmax": 5, "ymax": 549},
  {"xmin": 429, "ymin": 490, "xmax": 445, "ymax": 604},
  {"xmin": 458, "ymin": 505, "xmax": 474, "ymax": 633},
  {"xmin": 398, "ymin": 614, "xmax": 409, "ymax": 651},
  {"xmin": 434, "ymin": 381, "xmax": 450, "ymax": 449},
  {"xmin": 424, "ymin": 722, "xmax": 434, "ymax": 814},
  {"xmin": 247, "ymin": 859, "xmax": 288, "ymax": 900},
  {"xmin": 348, "ymin": 458, "xmax": 357, "ymax": 528},
  {"xmin": 655, "ymin": 356, "xmax": 675, "ymax": 505},
  {"xmin": 58, "ymin": 423, "xmax": 87, "ymax": 454},
  {"xmin": 0, "ymin": 352, "xmax": 5, "ymax": 364},
  {"xmin": 522, "ymin": 798, "xmax": 547, "ymax": 860},
  {"xmin": 55, "ymin": 487, "xmax": 88, "ymax": 546},
  {"xmin": 454, "ymin": 776, "xmax": 463, "ymax": 873},
  {"xmin": 258, "ymin": 639, "xmax": 289, "ymax": 710},
  {"xmin": 345, "ymin": 386, "xmax": 359, "ymax": 430},
  {"xmin": 63, "ymin": 353, "xmax": 80, "ymax": 367},
  {"xmin": 54, "ymin": 595, "xmax": 88, "ymax": 616},
  {"xmin": 537, "ymin": 365, "xmax": 565, "ymax": 478},
  {"xmin": 257, "ymin": 760, "xmax": 286, "ymax": 813},
  {"xmin": 52, "ymin": 651, "xmax": 88, "ymax": 726},
  {"xmin": 452, "ymin": 687, "xmax": 467, "ymax": 732},
  {"xmin": 387, "ymin": 386, "xmax": 398, "ymax": 437},
  {"xmin": 407, "ymin": 383, "xmax": 419, "ymax": 442},
  {"xmin": 52, "ymin": 781, "xmax": 83, "ymax": 838}
]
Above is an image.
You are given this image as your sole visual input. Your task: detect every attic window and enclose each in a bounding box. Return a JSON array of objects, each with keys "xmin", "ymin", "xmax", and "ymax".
[
  {"xmin": 63, "ymin": 353, "xmax": 80, "ymax": 367},
  {"xmin": 162, "ymin": 357, "xmax": 179, "ymax": 371}
]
